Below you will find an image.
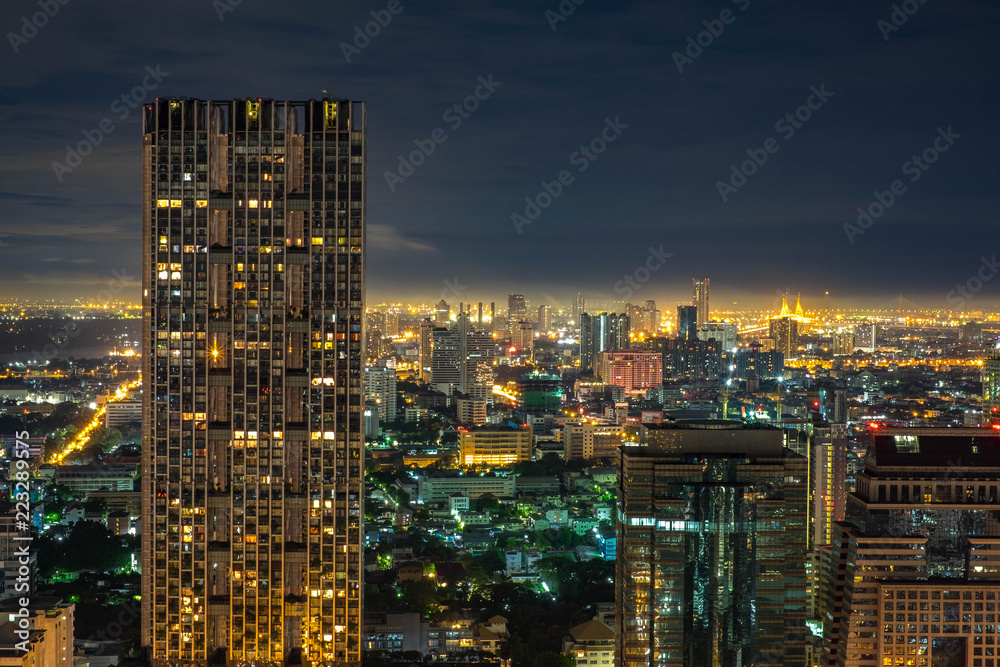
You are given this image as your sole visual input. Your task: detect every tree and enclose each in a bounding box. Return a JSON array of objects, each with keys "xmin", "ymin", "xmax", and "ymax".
[{"xmin": 534, "ymin": 652, "xmax": 575, "ymax": 667}]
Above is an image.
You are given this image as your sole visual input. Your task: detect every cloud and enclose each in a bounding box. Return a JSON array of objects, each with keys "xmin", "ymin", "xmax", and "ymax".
[{"xmin": 368, "ymin": 224, "xmax": 437, "ymax": 253}]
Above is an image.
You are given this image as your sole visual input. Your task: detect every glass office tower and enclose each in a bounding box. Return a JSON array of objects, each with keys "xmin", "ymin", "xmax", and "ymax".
[{"xmin": 616, "ymin": 423, "xmax": 808, "ymax": 667}]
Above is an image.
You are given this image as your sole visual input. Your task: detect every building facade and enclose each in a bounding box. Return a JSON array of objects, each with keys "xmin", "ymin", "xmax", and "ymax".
[
  {"xmin": 824, "ymin": 428, "xmax": 1000, "ymax": 667},
  {"xmin": 984, "ymin": 345, "xmax": 1000, "ymax": 423},
  {"xmin": 141, "ymin": 98, "xmax": 366, "ymax": 665},
  {"xmin": 616, "ymin": 423, "xmax": 808, "ymax": 667},
  {"xmin": 459, "ymin": 425, "xmax": 533, "ymax": 467},
  {"xmin": 692, "ymin": 278, "xmax": 710, "ymax": 326},
  {"xmin": 364, "ymin": 366, "xmax": 397, "ymax": 421},
  {"xmin": 581, "ymin": 313, "xmax": 631, "ymax": 375},
  {"xmin": 597, "ymin": 350, "xmax": 662, "ymax": 392}
]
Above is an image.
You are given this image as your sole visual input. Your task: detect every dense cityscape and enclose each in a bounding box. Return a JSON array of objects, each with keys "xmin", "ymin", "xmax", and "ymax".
[
  {"xmin": 1, "ymin": 288, "xmax": 1000, "ymax": 665},
  {"xmin": 2, "ymin": 2, "xmax": 998, "ymax": 667}
]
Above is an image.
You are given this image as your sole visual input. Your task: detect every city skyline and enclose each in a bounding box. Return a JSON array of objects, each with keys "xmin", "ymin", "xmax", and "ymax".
[
  {"xmin": 1, "ymin": 1, "xmax": 999, "ymax": 308},
  {"xmin": 2, "ymin": 3, "xmax": 1000, "ymax": 666}
]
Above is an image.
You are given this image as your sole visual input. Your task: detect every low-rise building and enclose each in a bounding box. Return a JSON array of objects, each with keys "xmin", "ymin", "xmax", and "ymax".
[
  {"xmin": 459, "ymin": 425, "xmax": 533, "ymax": 467},
  {"xmin": 563, "ymin": 619, "xmax": 615, "ymax": 667}
]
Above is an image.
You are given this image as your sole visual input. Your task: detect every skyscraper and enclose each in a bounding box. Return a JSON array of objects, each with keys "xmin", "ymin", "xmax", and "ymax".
[
  {"xmin": 676, "ymin": 305, "xmax": 698, "ymax": 341},
  {"xmin": 363, "ymin": 366, "xmax": 397, "ymax": 422},
  {"xmin": 430, "ymin": 315, "xmax": 495, "ymax": 398},
  {"xmin": 434, "ymin": 299, "xmax": 450, "ymax": 326},
  {"xmin": 418, "ymin": 318, "xmax": 434, "ymax": 382},
  {"xmin": 696, "ymin": 321, "xmax": 738, "ymax": 351},
  {"xmin": 810, "ymin": 423, "xmax": 846, "ymax": 549},
  {"xmin": 536, "ymin": 304, "xmax": 550, "ymax": 332},
  {"xmin": 512, "ymin": 320, "xmax": 534, "ymax": 359},
  {"xmin": 770, "ymin": 316, "xmax": 799, "ymax": 358},
  {"xmin": 141, "ymin": 98, "xmax": 366, "ymax": 665},
  {"xmin": 573, "ymin": 293, "xmax": 586, "ymax": 324},
  {"xmin": 692, "ymin": 278, "xmax": 710, "ymax": 325},
  {"xmin": 824, "ymin": 428, "xmax": 1000, "ymax": 666},
  {"xmin": 580, "ymin": 312, "xmax": 630, "ymax": 375},
  {"xmin": 616, "ymin": 423, "xmax": 808, "ymax": 666},
  {"xmin": 853, "ymin": 321, "xmax": 876, "ymax": 353},
  {"xmin": 507, "ymin": 293, "xmax": 527, "ymax": 322}
]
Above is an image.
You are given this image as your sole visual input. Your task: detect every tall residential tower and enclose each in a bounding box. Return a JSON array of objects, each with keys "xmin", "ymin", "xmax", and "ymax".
[
  {"xmin": 692, "ymin": 278, "xmax": 710, "ymax": 326},
  {"xmin": 141, "ymin": 98, "xmax": 366, "ymax": 665}
]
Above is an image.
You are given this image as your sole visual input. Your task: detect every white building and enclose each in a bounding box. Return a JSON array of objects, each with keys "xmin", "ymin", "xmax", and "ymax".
[{"xmin": 364, "ymin": 366, "xmax": 397, "ymax": 422}]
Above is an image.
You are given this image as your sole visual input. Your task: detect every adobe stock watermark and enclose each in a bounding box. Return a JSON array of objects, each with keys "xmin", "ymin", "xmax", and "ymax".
[
  {"xmin": 384, "ymin": 75, "xmax": 502, "ymax": 192},
  {"xmin": 716, "ymin": 84, "xmax": 834, "ymax": 202},
  {"xmin": 672, "ymin": 0, "xmax": 751, "ymax": 73},
  {"xmin": 7, "ymin": 0, "xmax": 71, "ymax": 54},
  {"xmin": 20, "ymin": 267, "xmax": 133, "ymax": 363},
  {"xmin": 213, "ymin": 0, "xmax": 242, "ymax": 21},
  {"xmin": 340, "ymin": 0, "xmax": 414, "ymax": 63},
  {"xmin": 511, "ymin": 116, "xmax": 628, "ymax": 234},
  {"xmin": 843, "ymin": 126, "xmax": 960, "ymax": 244},
  {"xmin": 51, "ymin": 66, "xmax": 170, "ymax": 182},
  {"xmin": 441, "ymin": 277, "xmax": 468, "ymax": 302},
  {"xmin": 946, "ymin": 254, "xmax": 999, "ymax": 309},
  {"xmin": 614, "ymin": 245, "xmax": 673, "ymax": 299},
  {"xmin": 545, "ymin": 0, "xmax": 587, "ymax": 31},
  {"xmin": 877, "ymin": 0, "xmax": 930, "ymax": 41}
]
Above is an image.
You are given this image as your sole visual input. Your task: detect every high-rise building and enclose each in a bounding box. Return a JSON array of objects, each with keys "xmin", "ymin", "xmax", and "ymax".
[
  {"xmin": 696, "ymin": 321, "xmax": 737, "ymax": 351},
  {"xmin": 384, "ymin": 310, "xmax": 399, "ymax": 337},
  {"xmin": 676, "ymin": 305, "xmax": 698, "ymax": 341},
  {"xmin": 580, "ymin": 312, "xmax": 630, "ymax": 374},
  {"xmin": 647, "ymin": 336, "xmax": 722, "ymax": 382},
  {"xmin": 853, "ymin": 322, "xmax": 876, "ymax": 352},
  {"xmin": 141, "ymin": 98, "xmax": 366, "ymax": 664},
  {"xmin": 418, "ymin": 318, "xmax": 435, "ymax": 382},
  {"xmin": 536, "ymin": 305, "xmax": 550, "ymax": 332},
  {"xmin": 810, "ymin": 423, "xmax": 846, "ymax": 549},
  {"xmin": 644, "ymin": 300, "xmax": 660, "ymax": 333},
  {"xmin": 770, "ymin": 316, "xmax": 800, "ymax": 358},
  {"xmin": 831, "ymin": 330, "xmax": 854, "ymax": 356},
  {"xmin": 364, "ymin": 366, "xmax": 397, "ymax": 422},
  {"xmin": 692, "ymin": 278, "xmax": 710, "ymax": 325},
  {"xmin": 430, "ymin": 317, "xmax": 495, "ymax": 397},
  {"xmin": 507, "ymin": 293, "xmax": 527, "ymax": 322},
  {"xmin": 434, "ymin": 299, "xmax": 450, "ymax": 326},
  {"xmin": 573, "ymin": 293, "xmax": 586, "ymax": 324},
  {"xmin": 984, "ymin": 343, "xmax": 1000, "ymax": 423},
  {"xmin": 732, "ymin": 343, "xmax": 784, "ymax": 380},
  {"xmin": 824, "ymin": 428, "xmax": 1000, "ymax": 667},
  {"xmin": 596, "ymin": 349, "xmax": 662, "ymax": 392},
  {"xmin": 511, "ymin": 320, "xmax": 534, "ymax": 360},
  {"xmin": 616, "ymin": 423, "xmax": 808, "ymax": 667}
]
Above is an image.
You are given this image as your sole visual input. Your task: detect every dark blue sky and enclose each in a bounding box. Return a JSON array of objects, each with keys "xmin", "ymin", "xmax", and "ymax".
[{"xmin": 1, "ymin": 0, "xmax": 998, "ymax": 312}]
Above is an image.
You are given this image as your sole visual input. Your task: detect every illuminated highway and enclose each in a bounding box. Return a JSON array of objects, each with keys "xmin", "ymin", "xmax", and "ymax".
[{"xmin": 49, "ymin": 378, "xmax": 142, "ymax": 464}]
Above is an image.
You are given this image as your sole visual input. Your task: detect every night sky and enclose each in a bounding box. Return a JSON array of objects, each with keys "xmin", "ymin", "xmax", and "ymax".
[{"xmin": 1, "ymin": 0, "xmax": 998, "ymax": 311}]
